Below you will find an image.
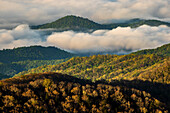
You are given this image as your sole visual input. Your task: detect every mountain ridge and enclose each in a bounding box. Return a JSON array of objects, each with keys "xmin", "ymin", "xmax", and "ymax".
[
  {"xmin": 31, "ymin": 15, "xmax": 104, "ymax": 30},
  {"xmin": 0, "ymin": 46, "xmax": 74, "ymax": 78},
  {"xmin": 133, "ymin": 43, "xmax": 170, "ymax": 56},
  {"xmin": 0, "ymin": 45, "xmax": 74, "ymax": 63},
  {"xmin": 31, "ymin": 15, "xmax": 170, "ymax": 30},
  {"xmin": 15, "ymin": 43, "xmax": 170, "ymax": 84}
]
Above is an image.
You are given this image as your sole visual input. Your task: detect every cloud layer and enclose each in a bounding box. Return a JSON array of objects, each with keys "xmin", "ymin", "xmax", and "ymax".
[
  {"xmin": 47, "ymin": 25, "xmax": 170, "ymax": 53},
  {"xmin": 0, "ymin": 0, "xmax": 170, "ymax": 28},
  {"xmin": 0, "ymin": 24, "xmax": 46, "ymax": 49},
  {"xmin": 0, "ymin": 24, "xmax": 169, "ymax": 54}
]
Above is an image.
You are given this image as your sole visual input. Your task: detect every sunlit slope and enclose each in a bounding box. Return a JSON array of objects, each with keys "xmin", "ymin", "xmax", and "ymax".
[
  {"xmin": 134, "ymin": 43, "xmax": 170, "ymax": 56},
  {"xmin": 15, "ymin": 54, "xmax": 169, "ymax": 83},
  {"xmin": 15, "ymin": 44, "xmax": 170, "ymax": 83}
]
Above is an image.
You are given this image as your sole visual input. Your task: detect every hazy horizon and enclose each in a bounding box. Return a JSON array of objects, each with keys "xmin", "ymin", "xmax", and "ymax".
[{"xmin": 0, "ymin": 0, "xmax": 170, "ymax": 29}]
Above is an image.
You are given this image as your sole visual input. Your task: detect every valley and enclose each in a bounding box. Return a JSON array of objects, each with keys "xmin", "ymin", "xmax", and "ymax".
[{"xmin": 0, "ymin": 43, "xmax": 169, "ymax": 112}]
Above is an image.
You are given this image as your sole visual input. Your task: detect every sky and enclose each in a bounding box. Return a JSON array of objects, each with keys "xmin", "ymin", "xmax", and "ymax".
[
  {"xmin": 0, "ymin": 0, "xmax": 170, "ymax": 28},
  {"xmin": 0, "ymin": 0, "xmax": 170, "ymax": 53}
]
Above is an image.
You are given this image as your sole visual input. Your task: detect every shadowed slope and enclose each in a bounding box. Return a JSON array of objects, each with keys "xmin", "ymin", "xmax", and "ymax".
[{"xmin": 0, "ymin": 72, "xmax": 168, "ymax": 112}]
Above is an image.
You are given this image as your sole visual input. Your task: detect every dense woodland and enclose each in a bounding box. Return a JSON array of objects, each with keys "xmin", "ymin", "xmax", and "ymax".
[
  {"xmin": 0, "ymin": 46, "xmax": 73, "ymax": 79},
  {"xmin": 31, "ymin": 15, "xmax": 103, "ymax": 30},
  {"xmin": 16, "ymin": 43, "xmax": 170, "ymax": 84},
  {"xmin": 0, "ymin": 46, "xmax": 73, "ymax": 63},
  {"xmin": 105, "ymin": 19, "xmax": 170, "ymax": 28},
  {"xmin": 0, "ymin": 44, "xmax": 169, "ymax": 112},
  {"xmin": 0, "ymin": 73, "xmax": 9, "ymax": 80},
  {"xmin": 133, "ymin": 44, "xmax": 170, "ymax": 56},
  {"xmin": 0, "ymin": 59, "xmax": 68, "ymax": 78},
  {"xmin": 31, "ymin": 15, "xmax": 170, "ymax": 30},
  {"xmin": 0, "ymin": 73, "xmax": 169, "ymax": 112}
]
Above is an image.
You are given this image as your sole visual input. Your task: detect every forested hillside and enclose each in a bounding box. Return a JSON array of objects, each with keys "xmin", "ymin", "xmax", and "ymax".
[
  {"xmin": 105, "ymin": 19, "xmax": 170, "ymax": 28},
  {"xmin": 0, "ymin": 46, "xmax": 74, "ymax": 63},
  {"xmin": 32, "ymin": 15, "xmax": 170, "ymax": 30},
  {"xmin": 31, "ymin": 15, "xmax": 103, "ymax": 30},
  {"xmin": 0, "ymin": 46, "xmax": 74, "ymax": 79},
  {"xmin": 0, "ymin": 73, "xmax": 9, "ymax": 80},
  {"xmin": 0, "ymin": 59, "xmax": 68, "ymax": 78},
  {"xmin": 16, "ymin": 54, "xmax": 169, "ymax": 83},
  {"xmin": 137, "ymin": 59, "xmax": 170, "ymax": 83},
  {"xmin": 134, "ymin": 43, "xmax": 170, "ymax": 56},
  {"xmin": 15, "ymin": 44, "xmax": 170, "ymax": 84},
  {"xmin": 0, "ymin": 72, "xmax": 168, "ymax": 112}
]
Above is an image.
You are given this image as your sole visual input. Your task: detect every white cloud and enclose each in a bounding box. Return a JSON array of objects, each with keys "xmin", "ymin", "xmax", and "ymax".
[
  {"xmin": 0, "ymin": 0, "xmax": 170, "ymax": 28},
  {"xmin": 0, "ymin": 24, "xmax": 169, "ymax": 54},
  {"xmin": 47, "ymin": 25, "xmax": 170, "ymax": 53},
  {"xmin": 0, "ymin": 24, "xmax": 46, "ymax": 49}
]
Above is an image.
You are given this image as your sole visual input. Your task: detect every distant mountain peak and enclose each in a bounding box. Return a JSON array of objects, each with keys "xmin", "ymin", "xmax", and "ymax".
[
  {"xmin": 31, "ymin": 15, "xmax": 170, "ymax": 30},
  {"xmin": 125, "ymin": 18, "xmax": 143, "ymax": 23},
  {"xmin": 31, "ymin": 15, "xmax": 102, "ymax": 30},
  {"xmin": 57, "ymin": 15, "xmax": 87, "ymax": 19}
]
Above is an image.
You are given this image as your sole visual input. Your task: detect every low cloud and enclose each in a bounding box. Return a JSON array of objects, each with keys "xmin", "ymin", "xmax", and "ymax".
[
  {"xmin": 0, "ymin": 24, "xmax": 46, "ymax": 49},
  {"xmin": 47, "ymin": 25, "xmax": 170, "ymax": 53},
  {"xmin": 0, "ymin": 24, "xmax": 169, "ymax": 54}
]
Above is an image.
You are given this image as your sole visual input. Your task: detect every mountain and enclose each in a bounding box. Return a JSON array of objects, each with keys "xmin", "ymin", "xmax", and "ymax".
[
  {"xmin": 137, "ymin": 59, "xmax": 170, "ymax": 83},
  {"xmin": 31, "ymin": 15, "xmax": 103, "ymax": 30},
  {"xmin": 31, "ymin": 15, "xmax": 170, "ymax": 30},
  {"xmin": 104, "ymin": 18, "xmax": 170, "ymax": 28},
  {"xmin": 0, "ymin": 46, "xmax": 74, "ymax": 79},
  {"xmin": 0, "ymin": 46, "xmax": 74, "ymax": 63},
  {"xmin": 16, "ymin": 54, "xmax": 169, "ymax": 83},
  {"xmin": 15, "ymin": 43, "xmax": 170, "ymax": 84},
  {"xmin": 0, "ymin": 73, "xmax": 9, "ymax": 80},
  {"xmin": 133, "ymin": 43, "xmax": 170, "ymax": 56},
  {"xmin": 0, "ymin": 59, "xmax": 68, "ymax": 78},
  {"xmin": 0, "ymin": 72, "xmax": 168, "ymax": 112}
]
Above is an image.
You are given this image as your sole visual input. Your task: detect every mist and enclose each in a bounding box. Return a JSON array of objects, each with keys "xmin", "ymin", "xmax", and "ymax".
[
  {"xmin": 0, "ymin": 24, "xmax": 170, "ymax": 55},
  {"xmin": 0, "ymin": 24, "xmax": 48, "ymax": 50}
]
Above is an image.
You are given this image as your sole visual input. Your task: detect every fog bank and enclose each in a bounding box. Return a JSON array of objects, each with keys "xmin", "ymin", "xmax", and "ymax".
[{"xmin": 0, "ymin": 24, "xmax": 170, "ymax": 54}]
